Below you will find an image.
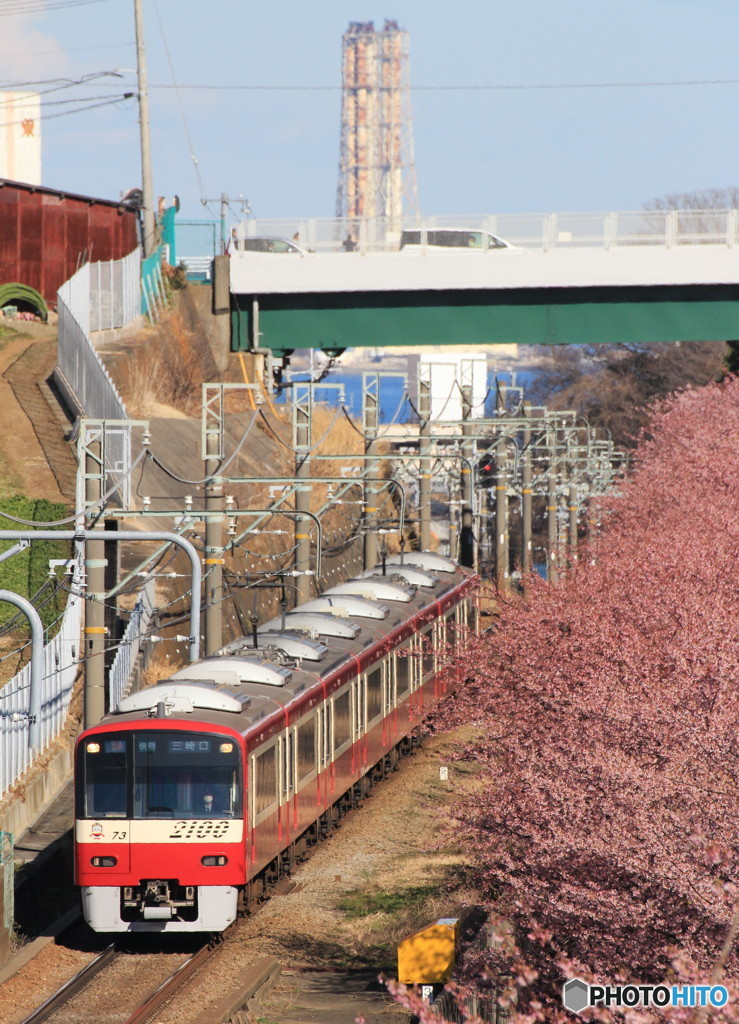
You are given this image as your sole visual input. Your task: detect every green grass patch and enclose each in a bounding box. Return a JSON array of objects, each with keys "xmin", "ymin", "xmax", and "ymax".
[
  {"xmin": 0, "ymin": 322, "xmax": 24, "ymax": 348},
  {"xmin": 338, "ymin": 884, "xmax": 440, "ymax": 919},
  {"xmin": 0, "ymin": 495, "xmax": 71, "ymax": 629}
]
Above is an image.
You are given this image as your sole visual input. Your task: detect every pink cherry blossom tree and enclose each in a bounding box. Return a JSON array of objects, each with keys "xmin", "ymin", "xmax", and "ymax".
[{"xmin": 420, "ymin": 376, "xmax": 739, "ymax": 1022}]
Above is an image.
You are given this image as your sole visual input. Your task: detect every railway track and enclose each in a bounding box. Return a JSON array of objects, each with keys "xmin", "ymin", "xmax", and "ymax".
[
  {"xmin": 18, "ymin": 939, "xmax": 218, "ymax": 1024},
  {"xmin": 7, "ymin": 737, "xmax": 422, "ymax": 1024}
]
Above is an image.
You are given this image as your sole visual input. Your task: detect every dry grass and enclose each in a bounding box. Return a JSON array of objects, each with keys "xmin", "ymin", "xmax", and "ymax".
[
  {"xmin": 324, "ymin": 730, "xmax": 484, "ymax": 968},
  {"xmin": 0, "ymin": 634, "xmax": 25, "ymax": 685},
  {"xmin": 139, "ymin": 647, "xmax": 185, "ymax": 690},
  {"xmin": 119, "ymin": 311, "xmax": 215, "ymax": 418}
]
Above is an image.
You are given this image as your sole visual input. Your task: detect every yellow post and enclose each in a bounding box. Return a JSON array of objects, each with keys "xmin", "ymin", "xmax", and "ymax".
[{"xmin": 397, "ymin": 918, "xmax": 458, "ymax": 985}]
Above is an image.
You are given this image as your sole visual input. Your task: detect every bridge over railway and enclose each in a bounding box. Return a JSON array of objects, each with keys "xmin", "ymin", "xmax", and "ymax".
[{"xmin": 224, "ymin": 209, "xmax": 739, "ymax": 355}]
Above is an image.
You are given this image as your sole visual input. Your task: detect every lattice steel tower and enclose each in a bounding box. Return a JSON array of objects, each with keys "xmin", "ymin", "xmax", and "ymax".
[{"xmin": 335, "ymin": 19, "xmax": 418, "ymax": 231}]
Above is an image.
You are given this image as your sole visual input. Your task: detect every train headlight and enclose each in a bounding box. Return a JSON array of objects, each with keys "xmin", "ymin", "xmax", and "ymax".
[
  {"xmin": 91, "ymin": 856, "xmax": 117, "ymax": 867},
  {"xmin": 219, "ymin": 742, "xmax": 234, "ymax": 753},
  {"xmin": 86, "ymin": 742, "xmax": 101, "ymax": 754},
  {"xmin": 201, "ymin": 855, "xmax": 228, "ymax": 866}
]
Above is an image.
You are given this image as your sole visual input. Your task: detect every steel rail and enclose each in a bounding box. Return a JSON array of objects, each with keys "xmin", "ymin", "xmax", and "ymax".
[
  {"xmin": 19, "ymin": 943, "xmax": 118, "ymax": 1024},
  {"xmin": 121, "ymin": 941, "xmax": 217, "ymax": 1024}
]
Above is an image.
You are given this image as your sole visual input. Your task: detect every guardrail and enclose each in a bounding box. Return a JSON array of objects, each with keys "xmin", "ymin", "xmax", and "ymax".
[
  {"xmin": 108, "ymin": 579, "xmax": 156, "ymax": 712},
  {"xmin": 0, "ymin": 569, "xmax": 83, "ymax": 800},
  {"xmin": 230, "ymin": 208, "xmax": 739, "ymax": 254},
  {"xmin": 141, "ymin": 246, "xmax": 168, "ymax": 321},
  {"xmin": 56, "ymin": 291, "xmax": 128, "ymax": 422},
  {"xmin": 90, "ymin": 251, "xmax": 140, "ymax": 332}
]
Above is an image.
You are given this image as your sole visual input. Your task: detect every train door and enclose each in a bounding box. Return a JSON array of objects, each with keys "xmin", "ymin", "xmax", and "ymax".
[
  {"xmin": 395, "ymin": 646, "xmax": 412, "ymax": 735},
  {"xmin": 317, "ymin": 703, "xmax": 330, "ymax": 806},
  {"xmin": 364, "ymin": 663, "xmax": 383, "ymax": 759},
  {"xmin": 353, "ymin": 675, "xmax": 366, "ymax": 773},
  {"xmin": 446, "ymin": 610, "xmax": 460, "ymax": 686},
  {"xmin": 435, "ymin": 616, "xmax": 447, "ymax": 697},
  {"xmin": 383, "ymin": 657, "xmax": 396, "ymax": 738},
  {"xmin": 277, "ymin": 732, "xmax": 295, "ymax": 841},
  {"xmin": 419, "ymin": 627, "xmax": 434, "ymax": 706},
  {"xmin": 404, "ymin": 634, "xmax": 419, "ymax": 720},
  {"xmin": 250, "ymin": 741, "xmax": 279, "ymax": 870}
]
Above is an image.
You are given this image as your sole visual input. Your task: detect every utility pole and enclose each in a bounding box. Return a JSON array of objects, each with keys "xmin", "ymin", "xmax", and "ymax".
[
  {"xmin": 84, "ymin": 440, "xmax": 106, "ymax": 729},
  {"xmin": 460, "ymin": 375, "xmax": 474, "ymax": 569},
  {"xmin": 560, "ymin": 457, "xmax": 570, "ymax": 561},
  {"xmin": 204, "ymin": 432, "xmax": 224, "ymax": 655},
  {"xmin": 201, "ymin": 193, "xmax": 231, "ymax": 253},
  {"xmin": 418, "ymin": 375, "xmax": 431, "ymax": 551},
  {"xmin": 363, "ymin": 374, "xmax": 380, "ymax": 570},
  {"xmin": 521, "ymin": 403, "xmax": 533, "ymax": 580},
  {"xmin": 134, "ymin": 0, "xmax": 156, "ymax": 257},
  {"xmin": 547, "ymin": 421, "xmax": 558, "ymax": 586},
  {"xmin": 294, "ymin": 385, "xmax": 312, "ymax": 604},
  {"xmin": 495, "ymin": 382, "xmax": 508, "ymax": 590},
  {"xmin": 569, "ymin": 482, "xmax": 579, "ymax": 562}
]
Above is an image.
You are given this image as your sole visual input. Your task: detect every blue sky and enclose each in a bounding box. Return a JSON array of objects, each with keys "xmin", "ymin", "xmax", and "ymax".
[{"xmin": 1, "ymin": 0, "xmax": 738, "ymax": 223}]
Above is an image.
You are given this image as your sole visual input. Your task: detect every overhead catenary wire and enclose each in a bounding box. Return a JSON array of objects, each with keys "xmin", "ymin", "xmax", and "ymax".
[
  {"xmin": 151, "ymin": 0, "xmax": 208, "ymax": 202},
  {"xmin": 0, "ymin": 449, "xmax": 148, "ymax": 527},
  {"xmin": 147, "ymin": 410, "xmax": 260, "ymax": 486},
  {"xmin": 256, "ymin": 402, "xmax": 346, "ymax": 458}
]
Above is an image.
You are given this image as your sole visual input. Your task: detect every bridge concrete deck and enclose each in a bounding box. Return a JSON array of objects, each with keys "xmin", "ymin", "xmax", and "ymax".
[
  {"xmin": 229, "ymin": 244, "xmax": 739, "ymax": 354},
  {"xmin": 231, "ymin": 244, "xmax": 739, "ymax": 295}
]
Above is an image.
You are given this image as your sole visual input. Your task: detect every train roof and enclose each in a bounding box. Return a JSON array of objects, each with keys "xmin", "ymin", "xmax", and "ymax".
[{"xmin": 94, "ymin": 557, "xmax": 475, "ymax": 739}]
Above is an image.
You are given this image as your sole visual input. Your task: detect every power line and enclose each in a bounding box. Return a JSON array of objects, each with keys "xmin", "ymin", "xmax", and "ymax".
[
  {"xmin": 151, "ymin": 0, "xmax": 207, "ymax": 202},
  {"xmin": 140, "ymin": 76, "xmax": 739, "ymax": 93},
  {"xmin": 0, "ymin": 41, "xmax": 133, "ymax": 59},
  {"xmin": 0, "ymin": 0, "xmax": 106, "ymax": 14}
]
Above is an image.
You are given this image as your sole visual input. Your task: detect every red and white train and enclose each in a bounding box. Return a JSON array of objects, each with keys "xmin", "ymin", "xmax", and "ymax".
[{"xmin": 74, "ymin": 553, "xmax": 477, "ymax": 932}]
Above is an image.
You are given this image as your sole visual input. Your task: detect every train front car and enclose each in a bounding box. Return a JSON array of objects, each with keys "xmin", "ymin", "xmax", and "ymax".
[
  {"xmin": 75, "ymin": 684, "xmax": 247, "ymax": 933},
  {"xmin": 74, "ymin": 554, "xmax": 478, "ymax": 934}
]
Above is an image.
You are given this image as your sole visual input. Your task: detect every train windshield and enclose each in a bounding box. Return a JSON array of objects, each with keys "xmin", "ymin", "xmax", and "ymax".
[{"xmin": 79, "ymin": 730, "xmax": 242, "ymax": 820}]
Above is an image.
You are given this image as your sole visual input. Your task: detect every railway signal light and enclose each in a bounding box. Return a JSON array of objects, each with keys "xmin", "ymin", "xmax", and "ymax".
[{"xmin": 477, "ymin": 452, "xmax": 495, "ymax": 488}]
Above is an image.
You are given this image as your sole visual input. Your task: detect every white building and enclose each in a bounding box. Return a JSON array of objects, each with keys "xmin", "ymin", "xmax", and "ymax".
[
  {"xmin": 0, "ymin": 91, "xmax": 41, "ymax": 185},
  {"xmin": 414, "ymin": 352, "xmax": 489, "ymax": 422}
]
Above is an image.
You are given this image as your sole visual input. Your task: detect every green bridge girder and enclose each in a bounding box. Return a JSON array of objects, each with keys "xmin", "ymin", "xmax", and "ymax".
[{"xmin": 231, "ymin": 283, "xmax": 739, "ymax": 356}]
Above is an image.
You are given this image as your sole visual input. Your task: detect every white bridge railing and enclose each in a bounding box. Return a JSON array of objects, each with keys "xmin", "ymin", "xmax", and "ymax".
[{"xmin": 234, "ymin": 208, "xmax": 739, "ymax": 254}]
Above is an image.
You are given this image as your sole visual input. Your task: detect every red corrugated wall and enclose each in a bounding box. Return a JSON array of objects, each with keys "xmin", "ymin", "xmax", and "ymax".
[{"xmin": 0, "ymin": 182, "xmax": 139, "ymax": 307}]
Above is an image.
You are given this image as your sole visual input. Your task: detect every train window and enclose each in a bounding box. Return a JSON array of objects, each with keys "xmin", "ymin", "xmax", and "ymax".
[
  {"xmin": 396, "ymin": 650, "xmax": 411, "ymax": 698},
  {"xmin": 132, "ymin": 730, "xmax": 241, "ymax": 820},
  {"xmin": 255, "ymin": 745, "xmax": 277, "ymax": 816},
  {"xmin": 466, "ymin": 600, "xmax": 478, "ymax": 634},
  {"xmin": 297, "ymin": 717, "xmax": 316, "ymax": 781},
  {"xmin": 81, "ymin": 740, "xmax": 128, "ymax": 818},
  {"xmin": 79, "ymin": 729, "xmax": 242, "ymax": 820},
  {"xmin": 366, "ymin": 666, "xmax": 383, "ymax": 723},
  {"xmin": 420, "ymin": 628, "xmax": 434, "ymax": 677},
  {"xmin": 333, "ymin": 689, "xmax": 352, "ymax": 751}
]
